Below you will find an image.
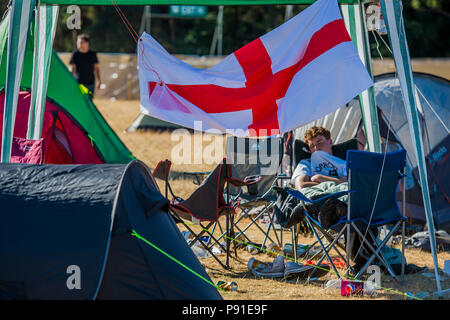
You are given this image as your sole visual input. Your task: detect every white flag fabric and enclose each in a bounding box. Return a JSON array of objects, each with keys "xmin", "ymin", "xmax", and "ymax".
[{"xmin": 138, "ymin": 0, "xmax": 373, "ymax": 137}]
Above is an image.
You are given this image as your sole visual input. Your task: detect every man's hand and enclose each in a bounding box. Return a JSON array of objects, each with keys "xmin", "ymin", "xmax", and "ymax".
[
  {"xmin": 94, "ymin": 63, "xmax": 101, "ymax": 90},
  {"xmin": 295, "ymin": 174, "xmax": 318, "ymax": 190}
]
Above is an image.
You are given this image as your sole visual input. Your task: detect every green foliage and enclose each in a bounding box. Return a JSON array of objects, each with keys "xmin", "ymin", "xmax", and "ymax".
[{"xmin": 402, "ymin": 0, "xmax": 450, "ymax": 57}]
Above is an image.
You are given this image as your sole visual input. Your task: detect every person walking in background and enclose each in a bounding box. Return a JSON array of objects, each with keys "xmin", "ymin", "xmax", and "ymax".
[{"xmin": 69, "ymin": 34, "xmax": 101, "ymax": 98}]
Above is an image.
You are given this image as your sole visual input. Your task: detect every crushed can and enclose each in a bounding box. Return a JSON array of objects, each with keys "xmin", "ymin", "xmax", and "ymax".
[{"xmin": 341, "ymin": 279, "xmax": 364, "ymax": 296}]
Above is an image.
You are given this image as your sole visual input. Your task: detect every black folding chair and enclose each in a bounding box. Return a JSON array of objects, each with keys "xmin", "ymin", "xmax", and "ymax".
[
  {"xmin": 225, "ymin": 136, "xmax": 290, "ymax": 253},
  {"xmin": 152, "ymin": 159, "xmax": 252, "ymax": 269}
]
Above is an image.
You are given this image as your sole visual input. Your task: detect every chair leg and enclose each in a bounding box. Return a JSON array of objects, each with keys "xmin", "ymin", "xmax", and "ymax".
[
  {"xmin": 305, "ymin": 218, "xmax": 341, "ymax": 279},
  {"xmin": 265, "ymin": 204, "xmax": 282, "ymax": 246},
  {"xmin": 352, "ymin": 222, "xmax": 401, "ymax": 281},
  {"xmin": 346, "ymin": 223, "xmax": 353, "ymax": 277},
  {"xmin": 231, "ymin": 204, "xmax": 278, "ymax": 249},
  {"xmin": 181, "ymin": 220, "xmax": 231, "ymax": 270},
  {"xmin": 401, "ymin": 218, "xmax": 406, "ymax": 283},
  {"xmin": 313, "ymin": 227, "xmax": 347, "ymax": 265},
  {"xmin": 292, "ymin": 224, "xmax": 297, "ymax": 263},
  {"xmin": 309, "ymin": 226, "xmax": 347, "ymax": 260},
  {"xmin": 231, "ymin": 209, "xmax": 254, "ymax": 243},
  {"xmin": 259, "ymin": 204, "xmax": 283, "ymax": 252}
]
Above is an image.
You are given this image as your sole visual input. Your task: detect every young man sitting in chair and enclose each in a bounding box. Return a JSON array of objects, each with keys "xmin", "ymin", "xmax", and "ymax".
[
  {"xmin": 291, "ymin": 126, "xmax": 347, "ymax": 190},
  {"xmin": 273, "ymin": 126, "xmax": 350, "ymax": 232}
]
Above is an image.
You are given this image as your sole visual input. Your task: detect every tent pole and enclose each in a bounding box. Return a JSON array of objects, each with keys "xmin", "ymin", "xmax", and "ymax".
[
  {"xmin": 27, "ymin": 4, "xmax": 59, "ymax": 140},
  {"xmin": 341, "ymin": 1, "xmax": 381, "ymax": 153},
  {"xmin": 284, "ymin": 5, "xmax": 293, "ymax": 21},
  {"xmin": 1, "ymin": 0, "xmax": 35, "ymax": 162}
]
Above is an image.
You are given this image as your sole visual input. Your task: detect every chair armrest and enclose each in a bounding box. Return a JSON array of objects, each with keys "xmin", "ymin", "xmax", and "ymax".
[
  {"xmin": 287, "ymin": 189, "xmax": 352, "ymax": 204},
  {"xmin": 183, "ymin": 171, "xmax": 211, "ymax": 185}
]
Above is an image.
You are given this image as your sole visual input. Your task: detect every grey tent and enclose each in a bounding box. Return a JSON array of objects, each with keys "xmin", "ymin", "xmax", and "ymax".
[
  {"xmin": 292, "ymin": 72, "xmax": 449, "ymax": 228},
  {"xmin": 0, "ymin": 160, "xmax": 222, "ymax": 300},
  {"xmin": 127, "ymin": 113, "xmax": 184, "ymax": 132}
]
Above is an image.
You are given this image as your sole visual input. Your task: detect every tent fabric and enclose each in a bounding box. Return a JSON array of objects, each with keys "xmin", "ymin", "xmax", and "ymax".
[
  {"xmin": 0, "ymin": 15, "xmax": 134, "ymax": 164},
  {"xmin": 127, "ymin": 113, "xmax": 183, "ymax": 132},
  {"xmin": 375, "ymin": 73, "xmax": 450, "ymax": 228},
  {"xmin": 0, "ymin": 0, "xmax": 34, "ymax": 162},
  {"xmin": 0, "ymin": 160, "xmax": 222, "ymax": 300},
  {"xmin": 10, "ymin": 136, "xmax": 44, "ymax": 163},
  {"xmin": 0, "ymin": 91, "xmax": 104, "ymax": 164},
  {"xmin": 293, "ymin": 97, "xmax": 361, "ymax": 145}
]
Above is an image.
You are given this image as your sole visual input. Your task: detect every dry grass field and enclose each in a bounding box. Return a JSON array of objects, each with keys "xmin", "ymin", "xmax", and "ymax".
[{"xmin": 94, "ymin": 97, "xmax": 450, "ymax": 301}]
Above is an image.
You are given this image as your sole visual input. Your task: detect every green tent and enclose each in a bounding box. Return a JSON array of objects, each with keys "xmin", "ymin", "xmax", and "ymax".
[{"xmin": 0, "ymin": 15, "xmax": 134, "ymax": 164}]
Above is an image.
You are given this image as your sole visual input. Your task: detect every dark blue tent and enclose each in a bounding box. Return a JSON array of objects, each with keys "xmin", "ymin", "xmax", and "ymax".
[{"xmin": 0, "ymin": 160, "xmax": 222, "ymax": 300}]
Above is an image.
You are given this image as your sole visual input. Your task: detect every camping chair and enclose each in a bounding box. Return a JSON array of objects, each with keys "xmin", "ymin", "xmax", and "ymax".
[
  {"xmin": 152, "ymin": 159, "xmax": 253, "ymax": 269},
  {"xmin": 273, "ymin": 138, "xmax": 359, "ymax": 265},
  {"xmin": 286, "ymin": 149, "xmax": 407, "ymax": 282},
  {"xmin": 343, "ymin": 149, "xmax": 407, "ymax": 281},
  {"xmin": 283, "ymin": 188, "xmax": 351, "ymax": 280},
  {"xmin": 225, "ymin": 136, "xmax": 291, "ymax": 254}
]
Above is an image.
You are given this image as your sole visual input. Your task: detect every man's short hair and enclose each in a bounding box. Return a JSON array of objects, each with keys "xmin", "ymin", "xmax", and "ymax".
[
  {"xmin": 304, "ymin": 126, "xmax": 331, "ymax": 144},
  {"xmin": 77, "ymin": 34, "xmax": 89, "ymax": 42}
]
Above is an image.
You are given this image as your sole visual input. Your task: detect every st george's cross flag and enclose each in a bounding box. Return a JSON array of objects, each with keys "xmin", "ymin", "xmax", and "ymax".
[{"xmin": 138, "ymin": 0, "xmax": 373, "ymax": 136}]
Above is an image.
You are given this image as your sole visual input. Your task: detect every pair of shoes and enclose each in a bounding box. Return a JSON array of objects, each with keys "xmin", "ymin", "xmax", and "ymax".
[
  {"xmin": 250, "ymin": 255, "xmax": 330, "ymax": 279},
  {"xmin": 251, "ymin": 256, "xmax": 286, "ymax": 278}
]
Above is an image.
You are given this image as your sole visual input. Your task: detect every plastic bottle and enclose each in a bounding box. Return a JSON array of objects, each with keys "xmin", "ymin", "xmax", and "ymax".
[
  {"xmin": 322, "ymin": 279, "xmax": 342, "ymax": 290},
  {"xmin": 190, "ymin": 244, "xmax": 212, "ymax": 259},
  {"xmin": 363, "ymin": 282, "xmax": 378, "ymax": 296}
]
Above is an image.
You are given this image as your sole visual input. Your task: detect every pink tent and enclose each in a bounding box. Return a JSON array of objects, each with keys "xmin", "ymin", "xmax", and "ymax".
[{"xmin": 0, "ymin": 91, "xmax": 103, "ymax": 164}]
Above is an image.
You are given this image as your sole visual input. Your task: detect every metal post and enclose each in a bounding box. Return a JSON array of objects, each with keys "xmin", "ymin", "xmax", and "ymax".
[
  {"xmin": 225, "ymin": 160, "xmax": 230, "ymax": 268},
  {"xmin": 284, "ymin": 5, "xmax": 293, "ymax": 21},
  {"xmin": 139, "ymin": 5, "xmax": 151, "ymax": 35},
  {"xmin": 217, "ymin": 6, "xmax": 223, "ymax": 56},
  {"xmin": 401, "ymin": 168, "xmax": 406, "ymax": 283},
  {"xmin": 292, "ymin": 224, "xmax": 297, "ymax": 263},
  {"xmin": 346, "ymin": 169, "xmax": 352, "ymax": 275}
]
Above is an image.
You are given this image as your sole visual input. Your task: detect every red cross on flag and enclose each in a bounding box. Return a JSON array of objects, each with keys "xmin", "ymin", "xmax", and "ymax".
[{"xmin": 138, "ymin": 0, "xmax": 373, "ymax": 137}]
